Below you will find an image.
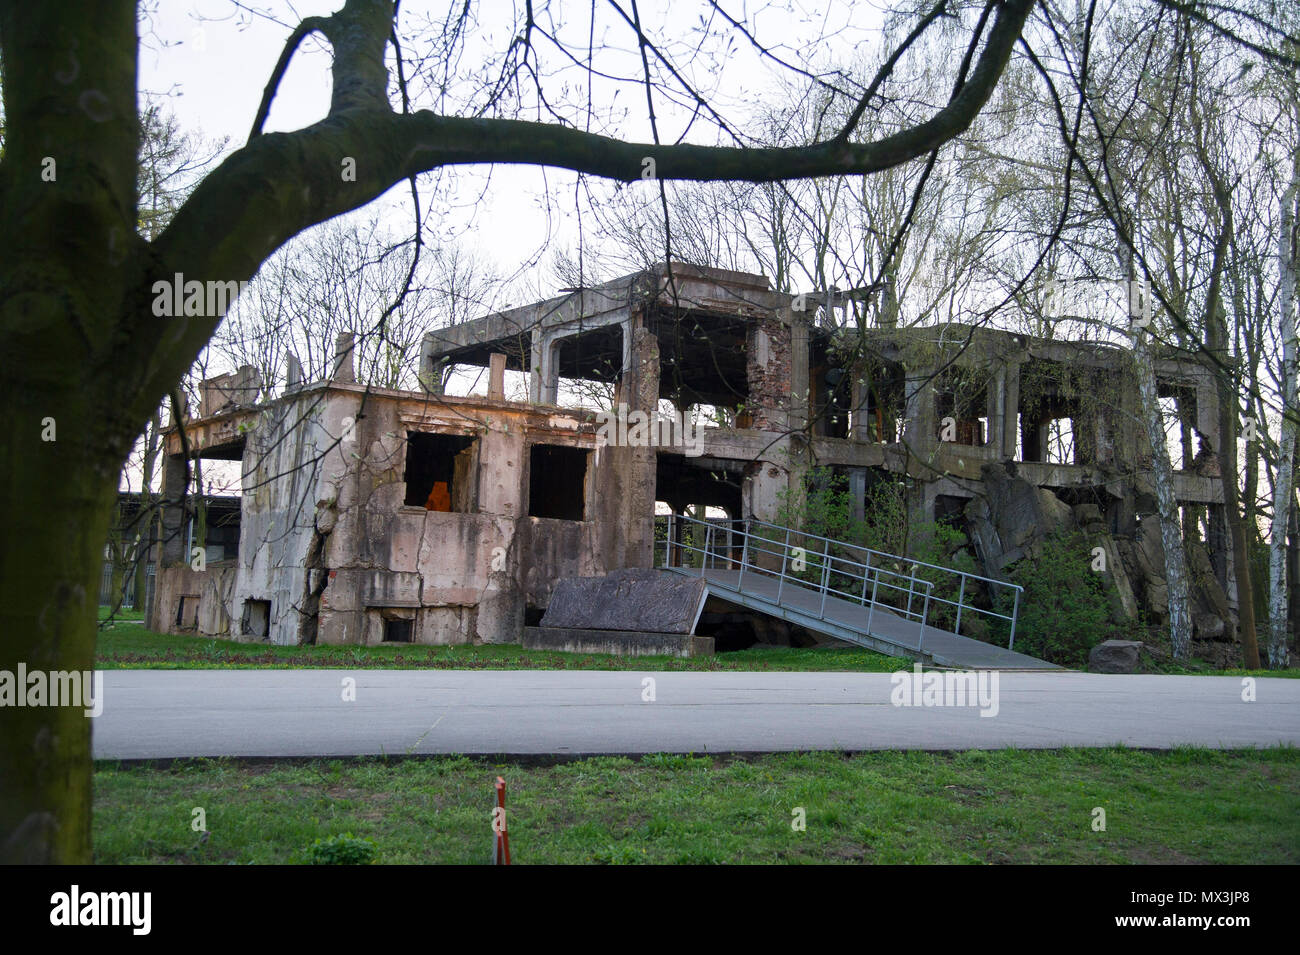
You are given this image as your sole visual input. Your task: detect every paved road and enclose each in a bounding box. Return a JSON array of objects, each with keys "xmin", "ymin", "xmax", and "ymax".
[{"xmin": 90, "ymin": 670, "xmax": 1300, "ymax": 759}]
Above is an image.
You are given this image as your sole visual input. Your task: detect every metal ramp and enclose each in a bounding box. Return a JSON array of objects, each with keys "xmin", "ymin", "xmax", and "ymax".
[{"xmin": 657, "ymin": 515, "xmax": 1059, "ymax": 670}]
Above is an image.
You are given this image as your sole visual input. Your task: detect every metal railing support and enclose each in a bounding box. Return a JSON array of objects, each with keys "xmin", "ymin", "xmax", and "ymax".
[
  {"xmin": 818, "ymin": 538, "xmax": 831, "ymax": 617},
  {"xmin": 776, "ymin": 527, "xmax": 791, "ymax": 602},
  {"xmin": 738, "ymin": 520, "xmax": 749, "ymax": 588},
  {"xmin": 954, "ymin": 575, "xmax": 967, "ymax": 635},
  {"xmin": 1009, "ymin": 587, "xmax": 1020, "ymax": 650},
  {"xmin": 918, "ymin": 588, "xmax": 931, "ymax": 652},
  {"xmin": 866, "ymin": 573, "xmax": 880, "ymax": 635}
]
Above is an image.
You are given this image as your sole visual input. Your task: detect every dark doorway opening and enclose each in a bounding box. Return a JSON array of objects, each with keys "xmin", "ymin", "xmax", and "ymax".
[
  {"xmin": 404, "ymin": 432, "xmax": 478, "ymax": 510},
  {"xmin": 528, "ymin": 444, "xmax": 589, "ymax": 520},
  {"xmin": 242, "ymin": 598, "xmax": 271, "ymax": 638}
]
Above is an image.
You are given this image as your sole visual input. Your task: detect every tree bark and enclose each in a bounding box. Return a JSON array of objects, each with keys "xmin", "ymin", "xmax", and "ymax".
[
  {"xmin": 0, "ymin": 0, "xmax": 142, "ymax": 863},
  {"xmin": 1269, "ymin": 150, "xmax": 1299, "ymax": 669}
]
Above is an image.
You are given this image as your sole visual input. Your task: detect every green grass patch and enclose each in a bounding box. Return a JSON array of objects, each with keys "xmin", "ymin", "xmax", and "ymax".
[
  {"xmin": 1144, "ymin": 657, "xmax": 1300, "ymax": 678},
  {"xmin": 94, "ymin": 623, "xmax": 903, "ymax": 672},
  {"xmin": 94, "ymin": 622, "xmax": 1299, "ymax": 676},
  {"xmin": 98, "ymin": 605, "xmax": 145, "ymax": 622},
  {"xmin": 92, "ymin": 747, "xmax": 1300, "ymax": 864}
]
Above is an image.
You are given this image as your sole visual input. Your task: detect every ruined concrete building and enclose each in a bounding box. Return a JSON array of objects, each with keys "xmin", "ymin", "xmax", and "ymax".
[{"xmin": 149, "ymin": 263, "xmax": 1237, "ymax": 650}]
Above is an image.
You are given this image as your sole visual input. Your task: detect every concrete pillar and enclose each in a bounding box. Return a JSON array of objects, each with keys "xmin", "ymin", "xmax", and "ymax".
[
  {"xmin": 286, "ymin": 353, "xmax": 302, "ymax": 391},
  {"xmin": 851, "ymin": 373, "xmax": 872, "ymax": 441},
  {"xmin": 671, "ymin": 507, "xmax": 685, "ymax": 566},
  {"xmin": 418, "ymin": 337, "xmax": 445, "ymax": 394},
  {"xmin": 987, "ymin": 366, "xmax": 1006, "ymax": 452},
  {"xmin": 488, "ymin": 352, "xmax": 507, "ymax": 401},
  {"xmin": 332, "ymin": 331, "xmax": 355, "ymax": 383},
  {"xmin": 620, "ymin": 326, "xmax": 660, "ymax": 566},
  {"xmin": 1002, "ymin": 361, "xmax": 1021, "ymax": 459},
  {"xmin": 159, "ymin": 454, "xmax": 189, "ymax": 566},
  {"xmin": 1195, "ymin": 375, "xmax": 1220, "ymax": 449},
  {"xmin": 903, "ymin": 366, "xmax": 936, "ymax": 451},
  {"xmin": 790, "ymin": 311, "xmax": 809, "ymax": 431},
  {"xmin": 529, "ymin": 330, "xmax": 559, "ymax": 405},
  {"xmin": 622, "ymin": 315, "xmax": 635, "ymax": 380},
  {"xmin": 848, "ymin": 468, "xmax": 867, "ymax": 524},
  {"xmin": 1035, "ymin": 419, "xmax": 1051, "ymax": 461},
  {"xmin": 745, "ymin": 314, "xmax": 793, "ymax": 432}
]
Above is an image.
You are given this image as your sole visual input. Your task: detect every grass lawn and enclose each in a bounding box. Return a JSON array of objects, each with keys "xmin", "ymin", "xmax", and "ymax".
[
  {"xmin": 93, "ymin": 747, "xmax": 1299, "ymax": 864},
  {"xmin": 94, "ymin": 622, "xmax": 904, "ymax": 672},
  {"xmin": 99, "ymin": 606, "xmax": 145, "ymax": 621},
  {"xmin": 94, "ymin": 620, "xmax": 1299, "ymax": 676}
]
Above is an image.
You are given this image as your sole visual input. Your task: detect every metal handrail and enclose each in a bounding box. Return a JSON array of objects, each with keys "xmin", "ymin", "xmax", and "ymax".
[
  {"xmin": 743, "ymin": 517, "xmax": 1021, "ymax": 649},
  {"xmin": 655, "ymin": 513, "xmax": 1021, "ymax": 650},
  {"xmin": 658, "ymin": 514, "xmax": 935, "ymax": 645}
]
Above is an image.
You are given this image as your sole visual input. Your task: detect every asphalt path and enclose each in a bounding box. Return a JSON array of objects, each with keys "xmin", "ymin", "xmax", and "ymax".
[{"xmin": 90, "ymin": 669, "xmax": 1300, "ymax": 759}]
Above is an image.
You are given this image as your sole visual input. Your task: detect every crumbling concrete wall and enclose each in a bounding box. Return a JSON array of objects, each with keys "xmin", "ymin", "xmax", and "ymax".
[
  {"xmin": 234, "ymin": 388, "xmax": 336, "ymax": 646},
  {"xmin": 153, "ymin": 372, "xmax": 654, "ymax": 647},
  {"xmin": 151, "ymin": 562, "xmax": 238, "ymax": 636}
]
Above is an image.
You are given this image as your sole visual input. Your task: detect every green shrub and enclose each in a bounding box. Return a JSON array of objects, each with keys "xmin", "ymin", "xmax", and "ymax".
[
  {"xmin": 308, "ymin": 833, "xmax": 378, "ymax": 865},
  {"xmin": 775, "ymin": 467, "xmax": 982, "ymax": 629},
  {"xmin": 908, "ymin": 521, "xmax": 981, "ymax": 633},
  {"xmin": 996, "ymin": 530, "xmax": 1117, "ymax": 666}
]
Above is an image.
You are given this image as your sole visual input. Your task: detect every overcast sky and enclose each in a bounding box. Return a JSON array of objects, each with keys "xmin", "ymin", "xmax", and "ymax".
[{"xmin": 138, "ymin": 0, "xmax": 887, "ymax": 295}]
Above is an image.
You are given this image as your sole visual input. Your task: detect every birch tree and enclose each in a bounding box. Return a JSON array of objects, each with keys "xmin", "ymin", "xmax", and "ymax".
[{"xmin": 1269, "ymin": 123, "xmax": 1300, "ymax": 669}]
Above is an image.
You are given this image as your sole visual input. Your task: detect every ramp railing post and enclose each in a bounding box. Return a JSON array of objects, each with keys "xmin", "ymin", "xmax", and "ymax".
[
  {"xmin": 954, "ymin": 575, "xmax": 966, "ymax": 635},
  {"xmin": 665, "ymin": 512, "xmax": 675, "ymax": 568},
  {"xmin": 818, "ymin": 537, "xmax": 831, "ymax": 617},
  {"xmin": 906, "ymin": 563, "xmax": 918, "ymax": 618},
  {"xmin": 776, "ymin": 526, "xmax": 791, "ymax": 602},
  {"xmin": 918, "ymin": 587, "xmax": 930, "ymax": 653},
  {"xmin": 1009, "ymin": 587, "xmax": 1020, "ymax": 650},
  {"xmin": 703, "ymin": 523, "xmax": 713, "ymax": 575},
  {"xmin": 738, "ymin": 520, "xmax": 749, "ymax": 589},
  {"xmin": 866, "ymin": 572, "xmax": 880, "ymax": 635}
]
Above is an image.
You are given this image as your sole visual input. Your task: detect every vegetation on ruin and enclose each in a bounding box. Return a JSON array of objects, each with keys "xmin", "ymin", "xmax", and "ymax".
[{"xmin": 996, "ymin": 531, "xmax": 1133, "ymax": 667}]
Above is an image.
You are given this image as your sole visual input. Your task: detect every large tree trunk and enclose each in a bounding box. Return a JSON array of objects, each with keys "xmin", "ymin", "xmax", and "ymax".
[
  {"xmin": 1217, "ymin": 364, "xmax": 1261, "ymax": 668},
  {"xmin": 0, "ymin": 1, "xmax": 142, "ymax": 863},
  {"xmin": 1269, "ymin": 156, "xmax": 1299, "ymax": 669},
  {"xmin": 0, "ymin": 396, "xmax": 129, "ymax": 862}
]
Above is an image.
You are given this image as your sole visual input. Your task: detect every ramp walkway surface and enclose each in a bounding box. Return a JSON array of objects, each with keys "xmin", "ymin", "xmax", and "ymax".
[{"xmin": 659, "ymin": 515, "xmax": 1059, "ymax": 671}]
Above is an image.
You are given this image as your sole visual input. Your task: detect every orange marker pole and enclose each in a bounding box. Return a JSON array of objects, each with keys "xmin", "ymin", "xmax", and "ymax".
[{"xmin": 492, "ymin": 776, "xmax": 511, "ymax": 865}]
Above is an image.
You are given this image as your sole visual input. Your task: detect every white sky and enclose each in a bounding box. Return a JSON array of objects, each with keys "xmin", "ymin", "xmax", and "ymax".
[
  {"xmin": 138, "ymin": 0, "xmax": 887, "ymax": 282},
  {"xmin": 129, "ymin": 1, "xmax": 901, "ymax": 495}
]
